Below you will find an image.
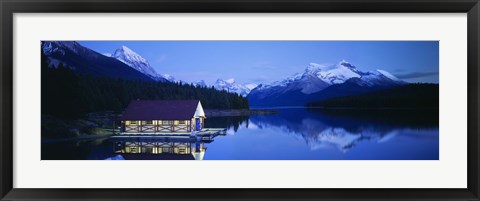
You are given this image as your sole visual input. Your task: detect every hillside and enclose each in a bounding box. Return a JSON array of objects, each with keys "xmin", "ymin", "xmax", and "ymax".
[
  {"xmin": 41, "ymin": 53, "xmax": 249, "ymax": 119},
  {"xmin": 306, "ymin": 84, "xmax": 438, "ymax": 109}
]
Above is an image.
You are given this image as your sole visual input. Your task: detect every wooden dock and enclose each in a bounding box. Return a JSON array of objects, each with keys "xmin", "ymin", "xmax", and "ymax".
[
  {"xmin": 195, "ymin": 128, "xmax": 227, "ymax": 135},
  {"xmin": 111, "ymin": 128, "xmax": 227, "ymax": 142}
]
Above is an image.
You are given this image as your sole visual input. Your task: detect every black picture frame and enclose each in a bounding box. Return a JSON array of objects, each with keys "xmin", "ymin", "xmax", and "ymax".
[{"xmin": 1, "ymin": 0, "xmax": 479, "ymax": 200}]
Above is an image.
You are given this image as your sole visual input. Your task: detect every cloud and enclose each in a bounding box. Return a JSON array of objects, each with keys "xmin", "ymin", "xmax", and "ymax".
[{"xmin": 396, "ymin": 72, "xmax": 439, "ymax": 79}]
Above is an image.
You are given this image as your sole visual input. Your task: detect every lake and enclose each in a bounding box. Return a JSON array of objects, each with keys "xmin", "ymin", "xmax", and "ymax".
[{"xmin": 42, "ymin": 108, "xmax": 439, "ymax": 160}]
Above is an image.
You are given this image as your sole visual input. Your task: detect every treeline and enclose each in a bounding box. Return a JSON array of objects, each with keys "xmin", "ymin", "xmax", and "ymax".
[
  {"xmin": 42, "ymin": 55, "xmax": 249, "ymax": 119},
  {"xmin": 306, "ymin": 83, "xmax": 439, "ymax": 109}
]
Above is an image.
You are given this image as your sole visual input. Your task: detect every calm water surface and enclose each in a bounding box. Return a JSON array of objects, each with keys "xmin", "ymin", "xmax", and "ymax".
[{"xmin": 42, "ymin": 108, "xmax": 439, "ymax": 160}]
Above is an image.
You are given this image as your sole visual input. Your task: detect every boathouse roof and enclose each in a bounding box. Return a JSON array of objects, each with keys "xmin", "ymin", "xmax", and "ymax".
[{"xmin": 122, "ymin": 100, "xmax": 203, "ymax": 120}]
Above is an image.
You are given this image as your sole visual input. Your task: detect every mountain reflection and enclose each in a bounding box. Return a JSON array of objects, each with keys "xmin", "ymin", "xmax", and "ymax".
[
  {"xmin": 244, "ymin": 108, "xmax": 438, "ymax": 152},
  {"xmin": 42, "ymin": 108, "xmax": 438, "ymax": 160}
]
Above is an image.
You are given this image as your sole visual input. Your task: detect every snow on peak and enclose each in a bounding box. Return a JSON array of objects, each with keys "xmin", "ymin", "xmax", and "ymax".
[
  {"xmin": 162, "ymin": 74, "xmax": 175, "ymax": 82},
  {"xmin": 225, "ymin": 78, "xmax": 235, "ymax": 84},
  {"xmin": 256, "ymin": 72, "xmax": 302, "ymax": 90},
  {"xmin": 306, "ymin": 63, "xmax": 332, "ymax": 73},
  {"xmin": 215, "ymin": 78, "xmax": 229, "ymax": 86},
  {"xmin": 244, "ymin": 83, "xmax": 259, "ymax": 90},
  {"xmin": 42, "ymin": 41, "xmax": 63, "ymax": 56},
  {"xmin": 118, "ymin": 45, "xmax": 137, "ymax": 56},
  {"xmin": 113, "ymin": 46, "xmax": 149, "ymax": 65},
  {"xmin": 338, "ymin": 60, "xmax": 357, "ymax": 69},
  {"xmin": 376, "ymin": 69, "xmax": 401, "ymax": 81},
  {"xmin": 311, "ymin": 60, "xmax": 361, "ymax": 85},
  {"xmin": 214, "ymin": 78, "xmax": 257, "ymax": 97},
  {"xmin": 305, "ymin": 60, "xmax": 356, "ymax": 74},
  {"xmin": 193, "ymin": 80, "xmax": 207, "ymax": 87},
  {"xmin": 301, "ymin": 60, "xmax": 363, "ymax": 85},
  {"xmin": 41, "ymin": 41, "xmax": 86, "ymax": 56},
  {"xmin": 111, "ymin": 46, "xmax": 160, "ymax": 79}
]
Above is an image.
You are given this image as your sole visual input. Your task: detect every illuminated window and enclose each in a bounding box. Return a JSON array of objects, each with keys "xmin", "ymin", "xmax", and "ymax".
[
  {"xmin": 162, "ymin": 120, "xmax": 173, "ymax": 125},
  {"xmin": 130, "ymin": 121, "xmax": 137, "ymax": 125},
  {"xmin": 178, "ymin": 120, "xmax": 186, "ymax": 125},
  {"xmin": 145, "ymin": 120, "xmax": 153, "ymax": 125},
  {"xmin": 129, "ymin": 147, "xmax": 137, "ymax": 153}
]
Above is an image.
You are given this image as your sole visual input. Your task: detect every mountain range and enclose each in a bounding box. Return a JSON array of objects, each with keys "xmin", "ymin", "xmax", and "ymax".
[
  {"xmin": 247, "ymin": 60, "xmax": 407, "ymax": 106},
  {"xmin": 213, "ymin": 78, "xmax": 258, "ymax": 97},
  {"xmin": 108, "ymin": 47, "xmax": 258, "ymax": 95},
  {"xmin": 42, "ymin": 41, "xmax": 258, "ymax": 96},
  {"xmin": 42, "ymin": 41, "xmax": 410, "ymax": 106}
]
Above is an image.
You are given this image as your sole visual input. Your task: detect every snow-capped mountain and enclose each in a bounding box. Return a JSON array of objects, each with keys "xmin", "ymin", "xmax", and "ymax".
[
  {"xmin": 162, "ymin": 74, "xmax": 175, "ymax": 82},
  {"xmin": 112, "ymin": 46, "xmax": 156, "ymax": 77},
  {"xmin": 255, "ymin": 60, "xmax": 404, "ymax": 94},
  {"xmin": 41, "ymin": 41, "xmax": 153, "ymax": 81},
  {"xmin": 305, "ymin": 61, "xmax": 362, "ymax": 85},
  {"xmin": 248, "ymin": 60, "xmax": 406, "ymax": 106},
  {"xmin": 214, "ymin": 78, "xmax": 258, "ymax": 97},
  {"xmin": 193, "ymin": 80, "xmax": 207, "ymax": 87},
  {"xmin": 111, "ymin": 46, "xmax": 171, "ymax": 81},
  {"xmin": 42, "ymin": 41, "xmax": 89, "ymax": 57}
]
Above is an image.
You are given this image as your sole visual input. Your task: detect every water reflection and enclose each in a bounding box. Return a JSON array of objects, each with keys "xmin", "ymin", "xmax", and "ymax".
[
  {"xmin": 106, "ymin": 135, "xmax": 222, "ymax": 160},
  {"xmin": 203, "ymin": 108, "xmax": 438, "ymax": 159},
  {"xmin": 205, "ymin": 115, "xmax": 250, "ymax": 133},
  {"xmin": 247, "ymin": 108, "xmax": 438, "ymax": 152},
  {"xmin": 42, "ymin": 108, "xmax": 439, "ymax": 160}
]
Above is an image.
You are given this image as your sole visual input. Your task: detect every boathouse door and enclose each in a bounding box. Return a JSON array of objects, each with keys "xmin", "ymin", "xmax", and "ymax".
[{"xmin": 195, "ymin": 118, "xmax": 201, "ymax": 131}]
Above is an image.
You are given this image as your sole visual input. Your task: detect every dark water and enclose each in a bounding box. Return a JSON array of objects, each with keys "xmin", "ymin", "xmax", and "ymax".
[{"xmin": 42, "ymin": 108, "xmax": 439, "ymax": 160}]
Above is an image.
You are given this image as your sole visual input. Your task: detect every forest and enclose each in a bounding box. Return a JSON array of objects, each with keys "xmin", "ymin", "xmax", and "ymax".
[
  {"xmin": 41, "ymin": 54, "xmax": 249, "ymax": 119},
  {"xmin": 306, "ymin": 83, "xmax": 439, "ymax": 109}
]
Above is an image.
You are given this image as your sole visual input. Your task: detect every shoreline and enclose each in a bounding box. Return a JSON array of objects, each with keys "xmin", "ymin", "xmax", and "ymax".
[
  {"xmin": 251, "ymin": 106, "xmax": 437, "ymax": 110},
  {"xmin": 204, "ymin": 109, "xmax": 277, "ymax": 117},
  {"xmin": 42, "ymin": 134, "xmax": 113, "ymax": 144},
  {"xmin": 308, "ymin": 107, "xmax": 438, "ymax": 110}
]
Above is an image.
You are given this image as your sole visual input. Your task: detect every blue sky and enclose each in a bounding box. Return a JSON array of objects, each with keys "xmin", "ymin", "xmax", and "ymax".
[{"xmin": 79, "ymin": 41, "xmax": 439, "ymax": 85}]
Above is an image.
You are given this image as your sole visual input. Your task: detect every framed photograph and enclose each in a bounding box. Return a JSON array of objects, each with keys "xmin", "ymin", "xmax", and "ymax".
[{"xmin": 1, "ymin": 0, "xmax": 479, "ymax": 200}]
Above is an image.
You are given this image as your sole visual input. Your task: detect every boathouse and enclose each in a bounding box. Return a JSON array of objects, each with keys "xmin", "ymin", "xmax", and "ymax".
[{"xmin": 120, "ymin": 100, "xmax": 206, "ymax": 134}]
